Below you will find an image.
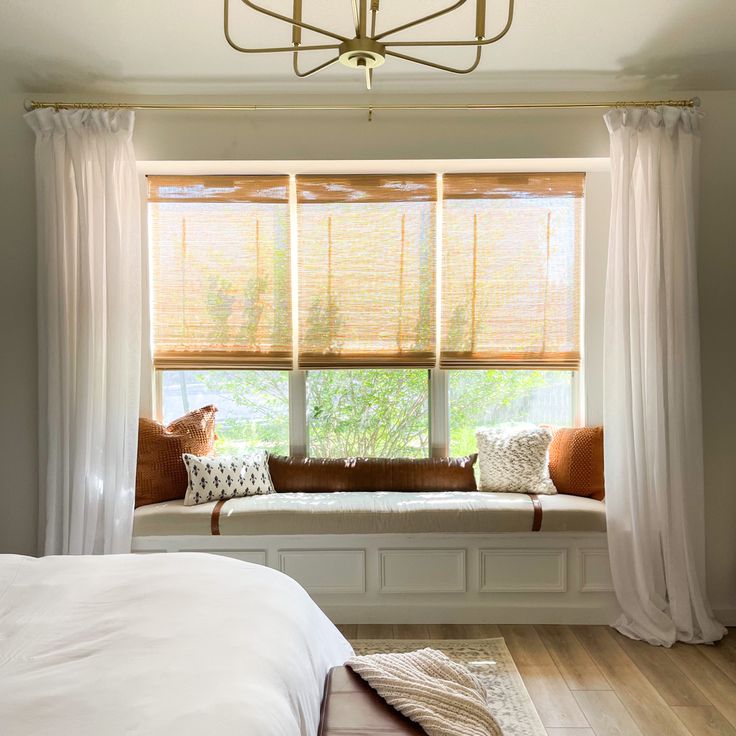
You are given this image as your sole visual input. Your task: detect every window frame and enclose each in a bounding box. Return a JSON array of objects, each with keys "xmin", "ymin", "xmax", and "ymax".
[{"xmin": 141, "ymin": 158, "xmax": 608, "ymax": 455}]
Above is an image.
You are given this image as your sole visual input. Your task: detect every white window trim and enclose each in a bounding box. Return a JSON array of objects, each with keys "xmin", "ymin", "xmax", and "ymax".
[{"xmin": 139, "ymin": 158, "xmax": 610, "ymax": 450}]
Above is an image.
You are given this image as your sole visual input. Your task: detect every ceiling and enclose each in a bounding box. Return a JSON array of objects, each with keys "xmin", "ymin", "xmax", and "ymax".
[{"xmin": 2, "ymin": 0, "xmax": 736, "ymax": 96}]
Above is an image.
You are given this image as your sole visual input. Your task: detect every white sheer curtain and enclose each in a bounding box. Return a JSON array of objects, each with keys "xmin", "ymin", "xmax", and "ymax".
[
  {"xmin": 25, "ymin": 108, "xmax": 141, "ymax": 555},
  {"xmin": 604, "ymin": 106, "xmax": 725, "ymax": 645}
]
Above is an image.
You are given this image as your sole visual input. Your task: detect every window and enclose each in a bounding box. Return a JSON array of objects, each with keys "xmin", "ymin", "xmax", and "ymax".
[
  {"xmin": 307, "ymin": 369, "xmax": 429, "ymax": 457},
  {"xmin": 441, "ymin": 173, "xmax": 582, "ymax": 368},
  {"xmin": 161, "ymin": 370, "xmax": 289, "ymax": 455},
  {"xmin": 297, "ymin": 175, "xmax": 436, "ymax": 367},
  {"xmin": 147, "ymin": 170, "xmax": 584, "ymax": 456},
  {"xmin": 148, "ymin": 175, "xmax": 292, "ymax": 368},
  {"xmin": 448, "ymin": 370, "xmax": 574, "ymax": 457}
]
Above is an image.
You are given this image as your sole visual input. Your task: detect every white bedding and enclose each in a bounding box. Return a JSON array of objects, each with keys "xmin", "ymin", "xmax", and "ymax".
[{"xmin": 0, "ymin": 553, "xmax": 353, "ymax": 736}]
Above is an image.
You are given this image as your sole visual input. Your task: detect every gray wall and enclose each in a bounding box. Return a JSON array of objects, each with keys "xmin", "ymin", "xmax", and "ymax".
[
  {"xmin": 0, "ymin": 91, "xmax": 39, "ymax": 555},
  {"xmin": 1, "ymin": 88, "xmax": 734, "ymax": 619}
]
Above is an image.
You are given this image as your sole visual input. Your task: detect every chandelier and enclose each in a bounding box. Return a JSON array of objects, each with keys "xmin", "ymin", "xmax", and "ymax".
[{"xmin": 224, "ymin": 0, "xmax": 515, "ymax": 90}]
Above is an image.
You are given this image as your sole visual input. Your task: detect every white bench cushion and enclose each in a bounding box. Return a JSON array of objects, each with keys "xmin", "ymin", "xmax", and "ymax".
[{"xmin": 133, "ymin": 491, "xmax": 606, "ymax": 537}]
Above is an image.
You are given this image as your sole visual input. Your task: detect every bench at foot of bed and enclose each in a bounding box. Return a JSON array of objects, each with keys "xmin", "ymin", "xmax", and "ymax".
[{"xmin": 319, "ymin": 666, "xmax": 425, "ymax": 736}]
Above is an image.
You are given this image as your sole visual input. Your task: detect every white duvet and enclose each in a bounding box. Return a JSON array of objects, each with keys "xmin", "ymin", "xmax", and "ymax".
[{"xmin": 0, "ymin": 553, "xmax": 353, "ymax": 736}]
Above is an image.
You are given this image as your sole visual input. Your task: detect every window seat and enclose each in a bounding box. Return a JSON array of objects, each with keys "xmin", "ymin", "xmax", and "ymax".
[
  {"xmin": 133, "ymin": 491, "xmax": 606, "ymax": 537},
  {"xmin": 132, "ymin": 491, "xmax": 615, "ymax": 624}
]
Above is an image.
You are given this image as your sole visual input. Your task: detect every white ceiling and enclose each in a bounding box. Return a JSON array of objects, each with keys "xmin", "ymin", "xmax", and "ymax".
[{"xmin": 1, "ymin": 0, "xmax": 735, "ymax": 96}]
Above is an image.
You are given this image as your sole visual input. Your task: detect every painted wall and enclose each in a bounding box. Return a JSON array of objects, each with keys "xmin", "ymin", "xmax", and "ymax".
[
  {"xmin": 0, "ymin": 91, "xmax": 39, "ymax": 556},
  {"xmin": 1, "ymin": 88, "xmax": 734, "ymax": 620}
]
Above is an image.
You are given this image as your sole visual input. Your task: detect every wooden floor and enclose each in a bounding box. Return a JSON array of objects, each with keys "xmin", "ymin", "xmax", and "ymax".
[{"xmin": 336, "ymin": 624, "xmax": 736, "ymax": 736}]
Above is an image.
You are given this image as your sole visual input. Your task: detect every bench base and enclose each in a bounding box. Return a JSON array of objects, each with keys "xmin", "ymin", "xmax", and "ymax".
[
  {"xmin": 132, "ymin": 531, "xmax": 619, "ymax": 624},
  {"xmin": 318, "ymin": 666, "xmax": 425, "ymax": 736}
]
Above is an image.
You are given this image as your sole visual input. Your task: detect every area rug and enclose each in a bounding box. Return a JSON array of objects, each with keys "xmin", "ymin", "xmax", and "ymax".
[{"xmin": 350, "ymin": 638, "xmax": 546, "ymax": 736}]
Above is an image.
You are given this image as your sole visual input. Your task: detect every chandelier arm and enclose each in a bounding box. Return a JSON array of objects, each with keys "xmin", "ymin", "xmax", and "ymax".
[
  {"xmin": 385, "ymin": 46, "xmax": 482, "ymax": 74},
  {"xmin": 292, "ymin": 0, "xmax": 301, "ymax": 45},
  {"xmin": 224, "ymin": 0, "xmax": 339, "ymax": 52},
  {"xmin": 293, "ymin": 52, "xmax": 340, "ymax": 77},
  {"xmin": 384, "ymin": 0, "xmax": 514, "ymax": 47},
  {"xmin": 370, "ymin": 1, "xmax": 378, "ymax": 36},
  {"xmin": 351, "ymin": 0, "xmax": 360, "ymax": 35},
  {"xmin": 374, "ymin": 0, "xmax": 469, "ymax": 41},
  {"xmin": 239, "ymin": 0, "xmax": 351, "ymax": 43},
  {"xmin": 359, "ymin": 0, "xmax": 368, "ymax": 36}
]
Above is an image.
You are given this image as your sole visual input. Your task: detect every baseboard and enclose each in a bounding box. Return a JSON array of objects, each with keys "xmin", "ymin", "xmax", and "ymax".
[{"xmin": 321, "ymin": 603, "xmax": 620, "ymax": 625}]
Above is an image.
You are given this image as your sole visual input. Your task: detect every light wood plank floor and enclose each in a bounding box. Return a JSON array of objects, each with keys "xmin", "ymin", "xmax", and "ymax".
[{"xmin": 336, "ymin": 624, "xmax": 736, "ymax": 736}]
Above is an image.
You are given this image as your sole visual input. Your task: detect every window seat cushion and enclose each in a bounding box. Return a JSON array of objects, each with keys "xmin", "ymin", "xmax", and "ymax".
[{"xmin": 133, "ymin": 491, "xmax": 606, "ymax": 537}]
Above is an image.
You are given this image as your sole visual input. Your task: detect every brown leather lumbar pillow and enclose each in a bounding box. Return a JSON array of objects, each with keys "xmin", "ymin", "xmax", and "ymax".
[
  {"xmin": 547, "ymin": 426, "xmax": 604, "ymax": 500},
  {"xmin": 135, "ymin": 405, "xmax": 217, "ymax": 508},
  {"xmin": 268, "ymin": 455, "xmax": 478, "ymax": 493}
]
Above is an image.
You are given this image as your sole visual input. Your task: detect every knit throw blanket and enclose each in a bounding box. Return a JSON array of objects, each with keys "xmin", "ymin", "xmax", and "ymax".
[{"xmin": 346, "ymin": 648, "xmax": 503, "ymax": 736}]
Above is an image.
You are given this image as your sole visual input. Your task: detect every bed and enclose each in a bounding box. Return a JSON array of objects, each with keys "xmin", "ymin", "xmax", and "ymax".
[{"xmin": 0, "ymin": 552, "xmax": 353, "ymax": 735}]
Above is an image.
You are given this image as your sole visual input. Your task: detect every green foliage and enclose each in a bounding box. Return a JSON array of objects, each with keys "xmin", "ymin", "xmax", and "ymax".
[
  {"xmin": 307, "ymin": 370, "xmax": 428, "ymax": 457},
  {"xmin": 448, "ymin": 370, "xmax": 547, "ymax": 456},
  {"xmin": 197, "ymin": 370, "xmax": 289, "ymax": 455}
]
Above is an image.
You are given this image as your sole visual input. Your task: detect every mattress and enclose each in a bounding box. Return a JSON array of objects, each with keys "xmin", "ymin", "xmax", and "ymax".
[{"xmin": 0, "ymin": 553, "xmax": 353, "ymax": 735}]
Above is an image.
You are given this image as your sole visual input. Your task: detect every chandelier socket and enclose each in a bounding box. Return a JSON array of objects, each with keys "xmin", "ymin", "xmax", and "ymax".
[{"xmin": 338, "ymin": 38, "xmax": 386, "ymax": 69}]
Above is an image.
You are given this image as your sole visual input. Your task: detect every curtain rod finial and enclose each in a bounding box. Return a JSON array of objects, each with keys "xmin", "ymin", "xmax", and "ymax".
[
  {"xmin": 23, "ymin": 99, "xmax": 36, "ymax": 112},
  {"xmin": 691, "ymin": 96, "xmax": 701, "ymax": 108}
]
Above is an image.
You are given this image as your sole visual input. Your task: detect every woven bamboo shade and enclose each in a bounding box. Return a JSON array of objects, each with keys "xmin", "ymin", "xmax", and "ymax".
[
  {"xmin": 148, "ymin": 175, "xmax": 292, "ymax": 368},
  {"xmin": 441, "ymin": 173, "xmax": 583, "ymax": 369},
  {"xmin": 296, "ymin": 174, "xmax": 436, "ymax": 368}
]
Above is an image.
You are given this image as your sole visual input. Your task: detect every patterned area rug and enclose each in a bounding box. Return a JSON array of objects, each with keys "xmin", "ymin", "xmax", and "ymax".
[{"xmin": 350, "ymin": 638, "xmax": 546, "ymax": 736}]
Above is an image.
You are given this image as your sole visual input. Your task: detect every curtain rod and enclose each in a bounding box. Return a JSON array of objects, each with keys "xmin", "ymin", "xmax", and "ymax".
[{"xmin": 24, "ymin": 97, "xmax": 700, "ymax": 113}]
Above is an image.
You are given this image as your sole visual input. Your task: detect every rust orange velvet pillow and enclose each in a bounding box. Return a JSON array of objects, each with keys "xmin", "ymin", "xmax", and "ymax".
[
  {"xmin": 547, "ymin": 426, "xmax": 605, "ymax": 500},
  {"xmin": 135, "ymin": 405, "xmax": 217, "ymax": 508}
]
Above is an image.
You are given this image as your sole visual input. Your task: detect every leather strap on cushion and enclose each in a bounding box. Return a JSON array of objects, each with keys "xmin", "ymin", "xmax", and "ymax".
[
  {"xmin": 528, "ymin": 493, "xmax": 543, "ymax": 531},
  {"xmin": 211, "ymin": 499, "xmax": 226, "ymax": 535}
]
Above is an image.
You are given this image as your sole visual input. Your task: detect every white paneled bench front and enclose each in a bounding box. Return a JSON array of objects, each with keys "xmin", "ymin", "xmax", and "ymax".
[{"xmin": 132, "ymin": 490, "xmax": 617, "ymax": 624}]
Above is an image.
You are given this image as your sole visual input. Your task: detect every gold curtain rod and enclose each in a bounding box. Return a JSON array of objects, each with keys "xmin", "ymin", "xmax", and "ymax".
[{"xmin": 24, "ymin": 98, "xmax": 700, "ymax": 113}]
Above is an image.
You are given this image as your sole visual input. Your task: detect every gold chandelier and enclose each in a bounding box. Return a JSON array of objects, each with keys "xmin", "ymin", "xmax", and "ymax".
[{"xmin": 224, "ymin": 0, "xmax": 515, "ymax": 90}]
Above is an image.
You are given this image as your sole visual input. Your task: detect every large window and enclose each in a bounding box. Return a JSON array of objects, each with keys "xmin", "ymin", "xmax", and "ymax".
[{"xmin": 148, "ymin": 170, "xmax": 583, "ymax": 457}]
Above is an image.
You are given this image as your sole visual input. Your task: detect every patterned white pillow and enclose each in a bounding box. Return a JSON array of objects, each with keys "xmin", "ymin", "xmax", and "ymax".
[
  {"xmin": 182, "ymin": 451, "xmax": 275, "ymax": 506},
  {"xmin": 476, "ymin": 424, "xmax": 557, "ymax": 495}
]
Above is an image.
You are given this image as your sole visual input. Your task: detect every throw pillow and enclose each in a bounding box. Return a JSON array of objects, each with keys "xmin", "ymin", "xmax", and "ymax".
[
  {"xmin": 135, "ymin": 405, "xmax": 217, "ymax": 508},
  {"xmin": 183, "ymin": 451, "xmax": 275, "ymax": 506},
  {"xmin": 268, "ymin": 455, "xmax": 478, "ymax": 493},
  {"xmin": 547, "ymin": 426, "xmax": 605, "ymax": 500},
  {"xmin": 476, "ymin": 424, "xmax": 556, "ymax": 495}
]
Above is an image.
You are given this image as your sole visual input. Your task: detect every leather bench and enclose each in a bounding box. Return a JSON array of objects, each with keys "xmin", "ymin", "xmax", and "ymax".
[{"xmin": 318, "ymin": 665, "xmax": 426, "ymax": 735}]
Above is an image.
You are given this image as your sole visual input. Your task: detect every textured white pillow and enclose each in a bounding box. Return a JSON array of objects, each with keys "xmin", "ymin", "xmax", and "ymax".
[
  {"xmin": 476, "ymin": 424, "xmax": 557, "ymax": 495},
  {"xmin": 182, "ymin": 451, "xmax": 275, "ymax": 506}
]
